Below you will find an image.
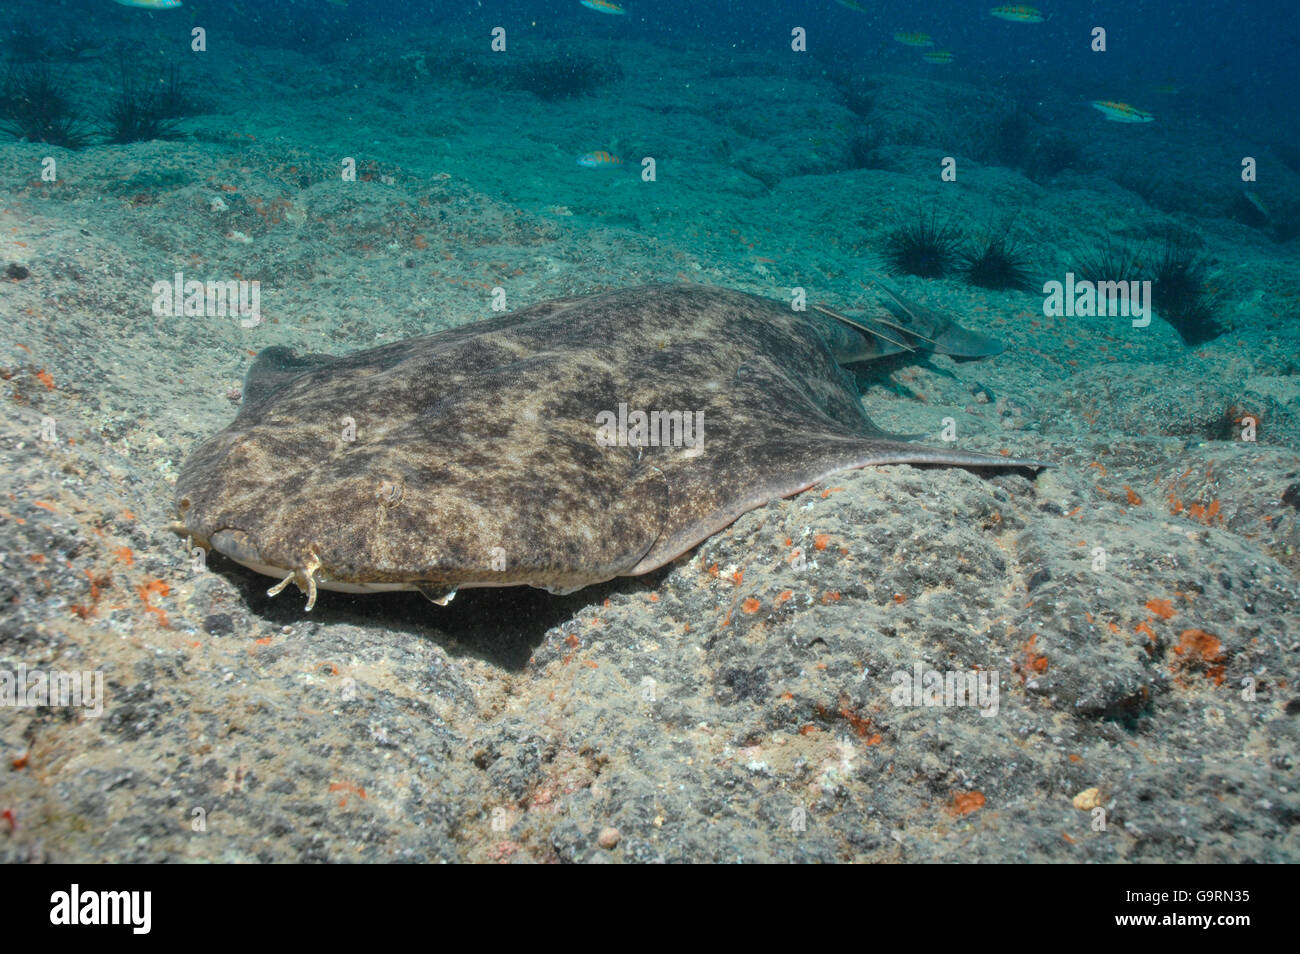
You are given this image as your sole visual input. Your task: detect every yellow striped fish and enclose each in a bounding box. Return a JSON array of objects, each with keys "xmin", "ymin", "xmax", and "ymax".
[
  {"xmin": 577, "ymin": 150, "xmax": 624, "ymax": 168},
  {"xmin": 922, "ymin": 50, "xmax": 955, "ymax": 64},
  {"xmin": 990, "ymin": 5, "xmax": 1045, "ymax": 22},
  {"xmin": 1090, "ymin": 101, "xmax": 1154, "ymax": 123},
  {"xmin": 893, "ymin": 32, "xmax": 935, "ymax": 48}
]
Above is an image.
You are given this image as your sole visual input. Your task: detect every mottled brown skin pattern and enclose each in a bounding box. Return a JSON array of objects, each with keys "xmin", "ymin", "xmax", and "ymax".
[{"xmin": 174, "ymin": 285, "xmax": 1043, "ymax": 598}]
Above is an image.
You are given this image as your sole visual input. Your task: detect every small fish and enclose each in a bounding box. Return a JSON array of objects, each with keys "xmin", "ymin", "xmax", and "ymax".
[
  {"xmin": 922, "ymin": 50, "xmax": 955, "ymax": 64},
  {"xmin": 1090, "ymin": 100, "xmax": 1154, "ymax": 123},
  {"xmin": 110, "ymin": 0, "xmax": 182, "ymax": 7},
  {"xmin": 580, "ymin": 0, "xmax": 626, "ymax": 13},
  {"xmin": 1151, "ymin": 81, "xmax": 1179, "ymax": 95},
  {"xmin": 1243, "ymin": 192, "xmax": 1269, "ymax": 219},
  {"xmin": 834, "ymin": 0, "xmax": 867, "ymax": 11},
  {"xmin": 577, "ymin": 150, "xmax": 624, "ymax": 168},
  {"xmin": 893, "ymin": 32, "xmax": 935, "ymax": 48},
  {"xmin": 990, "ymin": 5, "xmax": 1045, "ymax": 22}
]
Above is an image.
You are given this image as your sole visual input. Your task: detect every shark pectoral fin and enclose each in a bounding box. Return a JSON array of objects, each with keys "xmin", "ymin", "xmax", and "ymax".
[{"xmin": 629, "ymin": 422, "xmax": 1050, "ymax": 576}]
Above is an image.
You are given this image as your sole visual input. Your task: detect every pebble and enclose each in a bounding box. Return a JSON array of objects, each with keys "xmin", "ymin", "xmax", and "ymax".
[
  {"xmin": 1072, "ymin": 787, "xmax": 1102, "ymax": 811},
  {"xmin": 597, "ymin": 827, "xmax": 621, "ymax": 849}
]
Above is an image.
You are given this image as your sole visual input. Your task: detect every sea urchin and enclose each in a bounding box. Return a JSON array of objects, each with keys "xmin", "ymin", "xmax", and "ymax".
[{"xmin": 883, "ymin": 212, "xmax": 964, "ymax": 278}]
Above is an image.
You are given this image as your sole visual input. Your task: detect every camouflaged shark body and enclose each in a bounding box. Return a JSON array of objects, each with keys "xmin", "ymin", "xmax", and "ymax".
[{"xmin": 172, "ymin": 284, "xmax": 1045, "ymax": 609}]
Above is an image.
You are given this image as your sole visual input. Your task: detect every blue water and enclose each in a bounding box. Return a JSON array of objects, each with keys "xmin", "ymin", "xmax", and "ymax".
[
  {"xmin": 22, "ymin": 1, "xmax": 1294, "ymax": 150},
  {"xmin": 195, "ymin": 0, "xmax": 1299, "ymax": 117},
  {"xmin": 59, "ymin": 0, "xmax": 1299, "ymax": 109}
]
